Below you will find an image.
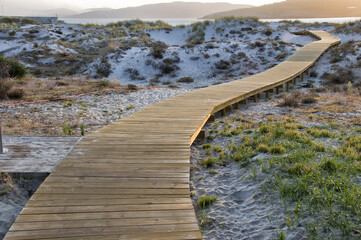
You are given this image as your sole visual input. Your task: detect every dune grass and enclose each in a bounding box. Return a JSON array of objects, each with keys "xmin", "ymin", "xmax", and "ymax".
[{"xmin": 200, "ymin": 112, "xmax": 361, "ymax": 238}]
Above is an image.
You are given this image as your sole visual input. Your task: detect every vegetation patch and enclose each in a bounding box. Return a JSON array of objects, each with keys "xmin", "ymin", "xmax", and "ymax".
[
  {"xmin": 177, "ymin": 77, "xmax": 194, "ymax": 83},
  {"xmin": 197, "ymin": 195, "xmax": 218, "ymax": 208},
  {"xmin": 193, "ymin": 89, "xmax": 361, "ymax": 239}
]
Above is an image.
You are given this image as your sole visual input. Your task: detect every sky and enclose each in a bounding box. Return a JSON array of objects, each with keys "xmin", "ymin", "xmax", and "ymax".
[{"xmin": 0, "ymin": 0, "xmax": 285, "ymax": 12}]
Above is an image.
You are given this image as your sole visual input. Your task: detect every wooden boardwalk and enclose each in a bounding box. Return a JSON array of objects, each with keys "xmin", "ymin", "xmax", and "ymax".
[{"xmin": 5, "ymin": 31, "xmax": 340, "ymax": 239}]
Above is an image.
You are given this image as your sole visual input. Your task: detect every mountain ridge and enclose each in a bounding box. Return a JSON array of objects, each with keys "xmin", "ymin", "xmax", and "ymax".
[
  {"xmin": 69, "ymin": 1, "xmax": 253, "ymax": 19},
  {"xmin": 203, "ymin": 0, "xmax": 361, "ymax": 19}
]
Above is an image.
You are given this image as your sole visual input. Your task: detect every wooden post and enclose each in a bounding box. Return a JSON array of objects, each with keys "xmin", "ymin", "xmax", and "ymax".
[
  {"xmin": 301, "ymin": 73, "xmax": 304, "ymax": 81},
  {"xmin": 241, "ymin": 99, "xmax": 248, "ymax": 105},
  {"xmin": 234, "ymin": 102, "xmax": 240, "ymax": 109},
  {"xmin": 257, "ymin": 93, "xmax": 261, "ymax": 99},
  {"xmin": 208, "ymin": 114, "xmax": 215, "ymax": 123},
  {"xmin": 276, "ymin": 87, "xmax": 280, "ymax": 94},
  {"xmin": 293, "ymin": 78, "xmax": 296, "ymax": 85},
  {"xmin": 221, "ymin": 109, "xmax": 226, "ymax": 116},
  {"xmin": 265, "ymin": 90, "xmax": 270, "ymax": 99},
  {"xmin": 286, "ymin": 82, "xmax": 290, "ymax": 92},
  {"xmin": 0, "ymin": 126, "xmax": 3, "ymax": 154},
  {"xmin": 226, "ymin": 105, "xmax": 233, "ymax": 112},
  {"xmin": 253, "ymin": 95, "xmax": 258, "ymax": 102},
  {"xmin": 198, "ymin": 129, "xmax": 206, "ymax": 140}
]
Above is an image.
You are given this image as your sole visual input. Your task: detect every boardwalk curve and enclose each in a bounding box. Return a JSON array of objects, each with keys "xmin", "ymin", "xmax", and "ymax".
[{"xmin": 5, "ymin": 31, "xmax": 340, "ymax": 239}]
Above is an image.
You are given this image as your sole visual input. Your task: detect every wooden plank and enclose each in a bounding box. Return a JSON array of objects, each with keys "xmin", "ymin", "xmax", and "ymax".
[
  {"xmin": 10, "ymin": 217, "xmax": 198, "ymax": 231},
  {"xmin": 27, "ymin": 197, "xmax": 192, "ymax": 207},
  {"xmin": 31, "ymin": 194, "xmax": 191, "ymax": 201},
  {"xmin": 38, "ymin": 182, "xmax": 190, "ymax": 190},
  {"xmin": 40, "ymin": 231, "xmax": 202, "ymax": 240},
  {"xmin": 16, "ymin": 210, "xmax": 197, "ymax": 222},
  {"xmin": 51, "ymin": 171, "xmax": 190, "ymax": 178},
  {"xmin": 20, "ymin": 203, "xmax": 195, "ymax": 215},
  {"xmin": 6, "ymin": 223, "xmax": 201, "ymax": 239}
]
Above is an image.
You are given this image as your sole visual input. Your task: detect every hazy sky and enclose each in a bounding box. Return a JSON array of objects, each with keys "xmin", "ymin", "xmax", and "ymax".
[{"xmin": 1, "ymin": 0, "xmax": 285, "ymax": 11}]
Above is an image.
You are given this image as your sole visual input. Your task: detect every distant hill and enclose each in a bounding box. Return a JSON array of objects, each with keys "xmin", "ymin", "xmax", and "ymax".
[
  {"xmin": 69, "ymin": 1, "xmax": 253, "ymax": 19},
  {"xmin": 203, "ymin": 0, "xmax": 361, "ymax": 19},
  {"xmin": 39, "ymin": 8, "xmax": 82, "ymax": 18}
]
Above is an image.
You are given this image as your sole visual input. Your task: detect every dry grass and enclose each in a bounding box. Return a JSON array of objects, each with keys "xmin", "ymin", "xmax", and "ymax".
[
  {"xmin": 268, "ymin": 89, "xmax": 361, "ymax": 129},
  {"xmin": 3, "ymin": 77, "xmax": 122, "ymax": 101},
  {"xmin": 0, "ymin": 77, "xmax": 126, "ymax": 136},
  {"xmin": 278, "ymin": 91, "xmax": 318, "ymax": 108},
  {"xmin": 0, "ymin": 173, "xmax": 13, "ymax": 196}
]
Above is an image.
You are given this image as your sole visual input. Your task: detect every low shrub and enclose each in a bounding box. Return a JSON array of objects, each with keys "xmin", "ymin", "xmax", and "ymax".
[
  {"xmin": 158, "ymin": 62, "xmax": 179, "ymax": 74},
  {"xmin": 127, "ymin": 84, "xmax": 138, "ymax": 90},
  {"xmin": 0, "ymin": 79, "xmax": 13, "ymax": 99},
  {"xmin": 309, "ymin": 71, "xmax": 318, "ymax": 78},
  {"xmin": 177, "ymin": 77, "xmax": 194, "ymax": 83},
  {"xmin": 125, "ymin": 68, "xmax": 145, "ymax": 80},
  {"xmin": 322, "ymin": 68, "xmax": 354, "ymax": 85},
  {"xmin": 257, "ymin": 144, "xmax": 269, "ymax": 153},
  {"xmin": 302, "ymin": 97, "xmax": 317, "ymax": 104},
  {"xmin": 264, "ymin": 30, "xmax": 273, "ymax": 36},
  {"xmin": 209, "ymin": 170, "xmax": 218, "ymax": 174},
  {"xmin": 280, "ymin": 91, "xmax": 318, "ymax": 107},
  {"xmin": 202, "ymin": 143, "xmax": 212, "ymax": 149},
  {"xmin": 0, "ymin": 17, "xmax": 40, "ymax": 25},
  {"xmin": 96, "ymin": 57, "xmax": 111, "ymax": 78},
  {"xmin": 307, "ymin": 128, "xmax": 332, "ymax": 138},
  {"xmin": 279, "ymin": 93, "xmax": 300, "ymax": 108},
  {"xmin": 186, "ymin": 28, "xmax": 205, "ymax": 45},
  {"xmin": 213, "ymin": 146, "xmax": 222, "ymax": 152},
  {"xmin": 237, "ymin": 52, "xmax": 247, "ymax": 58},
  {"xmin": 150, "ymin": 41, "xmax": 168, "ymax": 59},
  {"xmin": 7, "ymin": 88, "xmax": 25, "ymax": 99},
  {"xmin": 201, "ymin": 157, "xmax": 216, "ymax": 167},
  {"xmin": 269, "ymin": 145, "xmax": 286, "ymax": 154},
  {"xmin": 97, "ymin": 80, "xmax": 112, "ymax": 88},
  {"xmin": 215, "ymin": 60, "xmax": 231, "ymax": 70},
  {"xmin": 0, "ymin": 56, "xmax": 26, "ymax": 78}
]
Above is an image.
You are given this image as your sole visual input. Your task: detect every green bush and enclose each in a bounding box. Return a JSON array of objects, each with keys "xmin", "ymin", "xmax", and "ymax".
[
  {"xmin": 201, "ymin": 157, "xmax": 216, "ymax": 167},
  {"xmin": 202, "ymin": 143, "xmax": 212, "ymax": 149},
  {"xmin": 0, "ymin": 56, "xmax": 26, "ymax": 78}
]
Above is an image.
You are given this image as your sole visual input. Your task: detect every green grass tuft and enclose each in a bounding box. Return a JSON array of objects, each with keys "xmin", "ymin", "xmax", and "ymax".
[{"xmin": 197, "ymin": 195, "xmax": 218, "ymax": 208}]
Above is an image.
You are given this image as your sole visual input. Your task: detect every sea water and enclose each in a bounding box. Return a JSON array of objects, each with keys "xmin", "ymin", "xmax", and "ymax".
[{"xmin": 60, "ymin": 17, "xmax": 361, "ymax": 26}]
